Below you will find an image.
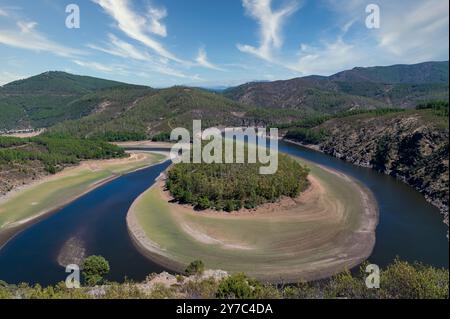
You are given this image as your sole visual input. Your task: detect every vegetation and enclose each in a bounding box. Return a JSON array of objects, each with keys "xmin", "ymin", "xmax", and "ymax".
[
  {"xmin": 281, "ymin": 109, "xmax": 406, "ymax": 145},
  {"xmin": 82, "ymin": 255, "xmax": 110, "ymax": 286},
  {"xmin": 0, "ymin": 259, "xmax": 447, "ymax": 299},
  {"xmin": 0, "ymin": 136, "xmax": 125, "ymax": 174},
  {"xmin": 185, "ymin": 260, "xmax": 205, "ymax": 276},
  {"xmin": 416, "ymin": 100, "xmax": 449, "ymax": 117},
  {"xmin": 151, "ymin": 132, "xmax": 171, "ymax": 142},
  {"xmin": 166, "ymin": 149, "xmax": 309, "ymax": 211},
  {"xmin": 0, "ymin": 71, "xmax": 148, "ymax": 130},
  {"xmin": 224, "ymin": 61, "xmax": 448, "ymax": 111},
  {"xmin": 284, "ymin": 128, "xmax": 328, "ymax": 144},
  {"xmin": 47, "ymin": 86, "xmax": 252, "ymax": 141}
]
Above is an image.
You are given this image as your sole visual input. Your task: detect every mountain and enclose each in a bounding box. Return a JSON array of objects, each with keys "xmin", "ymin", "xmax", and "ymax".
[
  {"xmin": 224, "ymin": 61, "xmax": 449, "ymax": 112},
  {"xmin": 0, "ymin": 71, "xmax": 150, "ymax": 131},
  {"xmin": 330, "ymin": 61, "xmax": 449, "ymax": 84},
  {"xmin": 47, "ymin": 86, "xmax": 262, "ymax": 140},
  {"xmin": 1, "ymin": 62, "xmax": 448, "ymax": 135}
]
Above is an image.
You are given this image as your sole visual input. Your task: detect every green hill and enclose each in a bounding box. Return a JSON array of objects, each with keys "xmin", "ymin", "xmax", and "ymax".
[
  {"xmin": 224, "ymin": 61, "xmax": 449, "ymax": 111},
  {"xmin": 47, "ymin": 86, "xmax": 258, "ymax": 141},
  {"xmin": 1, "ymin": 62, "xmax": 448, "ymax": 135},
  {"xmin": 0, "ymin": 72, "xmax": 149, "ymax": 130}
]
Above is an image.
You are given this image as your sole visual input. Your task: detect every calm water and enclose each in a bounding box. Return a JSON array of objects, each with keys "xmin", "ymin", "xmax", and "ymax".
[{"xmin": 0, "ymin": 144, "xmax": 448, "ymax": 286}]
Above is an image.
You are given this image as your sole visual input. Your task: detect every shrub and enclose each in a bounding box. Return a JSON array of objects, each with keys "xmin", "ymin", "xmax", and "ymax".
[
  {"xmin": 82, "ymin": 255, "xmax": 110, "ymax": 286},
  {"xmin": 185, "ymin": 260, "xmax": 205, "ymax": 276},
  {"xmin": 216, "ymin": 273, "xmax": 263, "ymax": 299}
]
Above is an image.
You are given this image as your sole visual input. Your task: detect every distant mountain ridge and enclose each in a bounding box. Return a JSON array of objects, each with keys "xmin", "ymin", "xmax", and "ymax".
[
  {"xmin": 330, "ymin": 61, "xmax": 449, "ymax": 84},
  {"xmin": 224, "ymin": 61, "xmax": 449, "ymax": 111},
  {"xmin": 0, "ymin": 61, "xmax": 448, "ymax": 134}
]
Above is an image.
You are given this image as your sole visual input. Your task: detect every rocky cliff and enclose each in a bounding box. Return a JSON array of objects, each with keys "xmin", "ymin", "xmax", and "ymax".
[{"xmin": 298, "ymin": 110, "xmax": 449, "ymax": 226}]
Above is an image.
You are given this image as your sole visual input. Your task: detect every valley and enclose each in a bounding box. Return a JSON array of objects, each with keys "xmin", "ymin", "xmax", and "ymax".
[{"xmin": 0, "ymin": 60, "xmax": 448, "ymax": 293}]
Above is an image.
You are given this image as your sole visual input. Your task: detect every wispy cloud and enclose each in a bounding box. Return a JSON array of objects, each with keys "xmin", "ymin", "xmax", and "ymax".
[
  {"xmin": 290, "ymin": 39, "xmax": 368, "ymax": 75},
  {"xmin": 87, "ymin": 33, "xmax": 202, "ymax": 80},
  {"xmin": 88, "ymin": 33, "xmax": 151, "ymax": 61},
  {"xmin": 0, "ymin": 8, "xmax": 8, "ymax": 17},
  {"xmin": 148, "ymin": 7, "xmax": 167, "ymax": 37},
  {"xmin": 0, "ymin": 20, "xmax": 85, "ymax": 58},
  {"xmin": 93, "ymin": 0, "xmax": 184, "ymax": 63},
  {"xmin": 322, "ymin": 0, "xmax": 449, "ymax": 66},
  {"xmin": 195, "ymin": 47, "xmax": 225, "ymax": 71},
  {"xmin": 0, "ymin": 71, "xmax": 25, "ymax": 86},
  {"xmin": 375, "ymin": 0, "xmax": 449, "ymax": 62},
  {"xmin": 237, "ymin": 0, "xmax": 300, "ymax": 61},
  {"xmin": 73, "ymin": 60, "xmax": 114, "ymax": 73}
]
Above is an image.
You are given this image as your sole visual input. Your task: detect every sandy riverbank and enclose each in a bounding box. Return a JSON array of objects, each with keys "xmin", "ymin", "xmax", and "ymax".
[{"xmin": 127, "ymin": 158, "xmax": 378, "ymax": 283}]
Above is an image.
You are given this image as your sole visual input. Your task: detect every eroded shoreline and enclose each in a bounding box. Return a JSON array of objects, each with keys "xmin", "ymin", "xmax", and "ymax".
[{"xmin": 0, "ymin": 151, "xmax": 169, "ymax": 249}]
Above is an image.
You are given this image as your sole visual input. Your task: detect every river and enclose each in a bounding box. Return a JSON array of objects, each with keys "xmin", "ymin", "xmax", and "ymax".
[{"xmin": 0, "ymin": 143, "xmax": 448, "ymax": 286}]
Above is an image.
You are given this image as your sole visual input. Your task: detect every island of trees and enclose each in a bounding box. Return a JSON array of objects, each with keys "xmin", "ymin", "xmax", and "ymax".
[{"xmin": 166, "ymin": 151, "xmax": 310, "ymax": 212}]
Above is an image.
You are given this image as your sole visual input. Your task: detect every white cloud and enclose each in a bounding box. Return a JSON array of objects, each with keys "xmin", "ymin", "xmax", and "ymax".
[
  {"xmin": 322, "ymin": 0, "xmax": 449, "ymax": 65},
  {"xmin": 87, "ymin": 34, "xmax": 202, "ymax": 79},
  {"xmin": 0, "ymin": 20, "xmax": 85, "ymax": 58},
  {"xmin": 0, "ymin": 8, "xmax": 8, "ymax": 17},
  {"xmin": 0, "ymin": 71, "xmax": 25, "ymax": 86},
  {"xmin": 195, "ymin": 47, "xmax": 225, "ymax": 71},
  {"xmin": 73, "ymin": 60, "xmax": 114, "ymax": 73},
  {"xmin": 148, "ymin": 7, "xmax": 167, "ymax": 37},
  {"xmin": 290, "ymin": 39, "xmax": 370, "ymax": 75},
  {"xmin": 93, "ymin": 0, "xmax": 184, "ymax": 63},
  {"xmin": 240, "ymin": 0, "xmax": 449, "ymax": 76},
  {"xmin": 375, "ymin": 0, "xmax": 449, "ymax": 62},
  {"xmin": 17, "ymin": 21, "xmax": 37, "ymax": 33},
  {"xmin": 88, "ymin": 33, "xmax": 152, "ymax": 61},
  {"xmin": 237, "ymin": 0, "xmax": 300, "ymax": 61}
]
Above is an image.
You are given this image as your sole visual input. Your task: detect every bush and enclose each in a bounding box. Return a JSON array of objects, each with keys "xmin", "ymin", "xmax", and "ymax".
[
  {"xmin": 185, "ymin": 260, "xmax": 205, "ymax": 276},
  {"xmin": 379, "ymin": 259, "xmax": 449, "ymax": 299},
  {"xmin": 216, "ymin": 273, "xmax": 263, "ymax": 299},
  {"xmin": 416, "ymin": 100, "xmax": 449, "ymax": 117},
  {"xmin": 151, "ymin": 132, "xmax": 171, "ymax": 142},
  {"xmin": 82, "ymin": 255, "xmax": 110, "ymax": 286}
]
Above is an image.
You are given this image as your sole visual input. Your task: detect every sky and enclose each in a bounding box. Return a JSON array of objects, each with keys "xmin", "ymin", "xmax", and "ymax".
[{"xmin": 0, "ymin": 0, "xmax": 448, "ymax": 87}]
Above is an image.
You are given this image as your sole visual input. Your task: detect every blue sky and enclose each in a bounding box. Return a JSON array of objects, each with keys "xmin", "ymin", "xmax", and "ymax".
[{"xmin": 0, "ymin": 0, "xmax": 448, "ymax": 87}]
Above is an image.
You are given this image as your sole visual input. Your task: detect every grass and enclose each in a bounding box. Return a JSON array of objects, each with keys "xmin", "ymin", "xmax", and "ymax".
[
  {"xmin": 0, "ymin": 152, "xmax": 166, "ymax": 230},
  {"xmin": 131, "ymin": 157, "xmax": 375, "ymax": 282}
]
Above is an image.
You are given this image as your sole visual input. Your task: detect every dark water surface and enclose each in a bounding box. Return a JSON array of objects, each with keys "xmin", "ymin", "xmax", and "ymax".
[{"xmin": 0, "ymin": 143, "xmax": 448, "ymax": 286}]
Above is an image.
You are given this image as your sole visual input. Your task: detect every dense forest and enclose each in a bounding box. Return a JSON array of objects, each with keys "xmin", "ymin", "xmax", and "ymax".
[
  {"xmin": 0, "ymin": 136, "xmax": 125, "ymax": 174},
  {"xmin": 166, "ymin": 148, "xmax": 310, "ymax": 211},
  {"xmin": 0, "ymin": 136, "xmax": 126, "ymax": 195}
]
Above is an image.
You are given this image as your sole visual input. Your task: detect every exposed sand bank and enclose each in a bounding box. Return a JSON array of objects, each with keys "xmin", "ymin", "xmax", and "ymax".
[{"xmin": 127, "ymin": 158, "xmax": 378, "ymax": 283}]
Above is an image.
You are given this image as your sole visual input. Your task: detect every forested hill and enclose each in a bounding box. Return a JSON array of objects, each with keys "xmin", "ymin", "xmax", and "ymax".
[
  {"xmin": 1, "ymin": 62, "xmax": 448, "ymax": 137},
  {"xmin": 46, "ymin": 86, "xmax": 269, "ymax": 141},
  {"xmin": 0, "ymin": 71, "xmax": 151, "ymax": 130},
  {"xmin": 224, "ymin": 61, "xmax": 449, "ymax": 112}
]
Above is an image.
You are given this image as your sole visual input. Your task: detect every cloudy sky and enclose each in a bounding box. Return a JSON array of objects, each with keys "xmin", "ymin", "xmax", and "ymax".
[{"xmin": 0, "ymin": 0, "xmax": 448, "ymax": 87}]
